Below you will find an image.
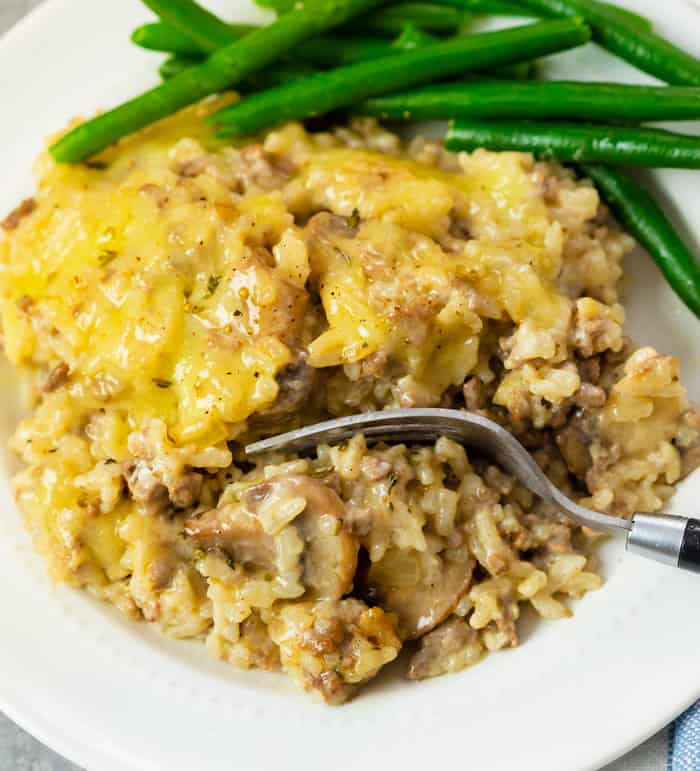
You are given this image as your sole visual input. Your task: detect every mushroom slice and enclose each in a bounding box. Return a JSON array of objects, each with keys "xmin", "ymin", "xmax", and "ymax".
[
  {"xmin": 185, "ymin": 474, "xmax": 358, "ymax": 600},
  {"xmin": 247, "ymin": 475, "xmax": 358, "ymax": 599},
  {"xmin": 364, "ymin": 548, "xmax": 475, "ymax": 639},
  {"xmin": 184, "ymin": 504, "xmax": 278, "ymax": 572}
]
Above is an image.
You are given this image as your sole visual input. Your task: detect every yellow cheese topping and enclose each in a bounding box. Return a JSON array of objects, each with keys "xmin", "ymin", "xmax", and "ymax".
[
  {"xmin": 1, "ymin": 105, "xmax": 566, "ymax": 460},
  {"xmin": 297, "ymin": 145, "xmax": 563, "ymax": 398},
  {"xmin": 1, "ymin": 100, "xmax": 296, "ymax": 449}
]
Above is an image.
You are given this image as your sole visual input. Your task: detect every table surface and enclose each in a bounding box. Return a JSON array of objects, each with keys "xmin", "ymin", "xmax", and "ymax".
[{"xmin": 0, "ymin": 2, "xmax": 679, "ymax": 769}]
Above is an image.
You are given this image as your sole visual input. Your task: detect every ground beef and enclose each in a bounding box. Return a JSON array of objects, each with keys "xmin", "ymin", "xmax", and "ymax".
[{"xmin": 1, "ymin": 198, "xmax": 35, "ymax": 231}]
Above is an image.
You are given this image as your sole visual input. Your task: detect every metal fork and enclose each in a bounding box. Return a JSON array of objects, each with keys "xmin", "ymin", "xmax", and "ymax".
[{"xmin": 246, "ymin": 408, "xmax": 700, "ymax": 573}]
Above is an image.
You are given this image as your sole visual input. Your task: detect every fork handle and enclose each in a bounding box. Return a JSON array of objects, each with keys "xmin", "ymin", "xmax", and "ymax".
[{"xmin": 626, "ymin": 514, "xmax": 700, "ymax": 572}]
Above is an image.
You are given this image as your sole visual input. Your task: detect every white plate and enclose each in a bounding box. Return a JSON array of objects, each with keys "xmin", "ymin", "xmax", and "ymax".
[{"xmin": 1, "ymin": 1, "xmax": 700, "ymax": 769}]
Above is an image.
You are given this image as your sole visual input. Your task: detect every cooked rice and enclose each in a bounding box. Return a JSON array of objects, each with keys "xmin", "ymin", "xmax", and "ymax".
[{"xmin": 1, "ymin": 104, "xmax": 698, "ymax": 703}]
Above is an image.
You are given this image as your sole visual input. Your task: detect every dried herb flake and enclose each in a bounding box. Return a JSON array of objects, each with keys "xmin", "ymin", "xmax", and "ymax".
[
  {"xmin": 206, "ymin": 274, "xmax": 222, "ymax": 297},
  {"xmin": 98, "ymin": 249, "xmax": 118, "ymax": 266}
]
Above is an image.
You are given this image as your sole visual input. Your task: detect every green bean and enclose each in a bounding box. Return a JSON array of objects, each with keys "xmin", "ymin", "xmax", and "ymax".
[
  {"xmin": 132, "ymin": 21, "xmax": 226, "ymax": 56},
  {"xmin": 300, "ymin": 35, "xmax": 398, "ymax": 65},
  {"xmin": 349, "ymin": 3, "xmax": 466, "ymax": 34},
  {"xmin": 159, "ymin": 55, "xmax": 200, "ymax": 80},
  {"xmin": 256, "ymin": 0, "xmax": 314, "ymax": 10},
  {"xmin": 159, "ymin": 30, "xmax": 532, "ymax": 82},
  {"xmin": 256, "ymin": 0, "xmax": 466, "ymax": 33},
  {"xmin": 139, "ymin": 0, "xmax": 242, "ymax": 51},
  {"xmin": 431, "ymin": 0, "xmax": 532, "ymax": 14},
  {"xmin": 240, "ymin": 62, "xmax": 320, "ymax": 91},
  {"xmin": 517, "ymin": 0, "xmax": 699, "ymax": 85},
  {"xmin": 156, "ymin": 60, "xmax": 318, "ymax": 93},
  {"xmin": 152, "ymin": 33, "xmax": 435, "ymax": 83},
  {"xmin": 433, "ymin": 0, "xmax": 651, "ymax": 30},
  {"xmin": 132, "ymin": 1, "xmax": 445, "ymax": 64},
  {"xmin": 211, "ymin": 18, "xmax": 591, "ymax": 136},
  {"xmin": 155, "ymin": 26, "xmax": 438, "ymax": 83},
  {"xmin": 50, "ymin": 0, "xmax": 387, "ymax": 163},
  {"xmin": 581, "ymin": 164, "xmax": 700, "ymax": 318},
  {"xmin": 391, "ymin": 23, "xmax": 440, "ymax": 50},
  {"xmin": 307, "ymin": 25, "xmax": 437, "ymax": 65},
  {"xmin": 132, "ymin": 22, "xmax": 251, "ymax": 57},
  {"xmin": 445, "ymin": 119, "xmax": 700, "ymax": 169},
  {"xmin": 358, "ymin": 81, "xmax": 700, "ymax": 122},
  {"xmin": 589, "ymin": 2, "xmax": 652, "ymax": 30},
  {"xmin": 490, "ymin": 60, "xmax": 536, "ymax": 78},
  {"xmin": 135, "ymin": 21, "xmax": 399, "ymax": 66},
  {"xmin": 132, "ymin": 9, "xmax": 460, "ymax": 62},
  {"xmin": 258, "ymin": 0, "xmax": 650, "ymax": 29}
]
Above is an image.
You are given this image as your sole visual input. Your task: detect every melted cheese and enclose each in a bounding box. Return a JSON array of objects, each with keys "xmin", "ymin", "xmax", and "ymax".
[
  {"xmin": 298, "ymin": 146, "xmax": 563, "ymax": 397},
  {"xmin": 0, "ymin": 99, "xmax": 295, "ymax": 450},
  {"xmin": 1, "ymin": 113, "xmax": 566, "ymax": 455}
]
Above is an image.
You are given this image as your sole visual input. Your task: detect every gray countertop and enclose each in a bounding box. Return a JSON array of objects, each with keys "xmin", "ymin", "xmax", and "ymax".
[{"xmin": 0, "ymin": 717, "xmax": 80, "ymax": 771}]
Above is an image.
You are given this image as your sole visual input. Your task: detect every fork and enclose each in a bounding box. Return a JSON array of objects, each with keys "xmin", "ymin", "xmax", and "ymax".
[{"xmin": 246, "ymin": 407, "xmax": 700, "ymax": 573}]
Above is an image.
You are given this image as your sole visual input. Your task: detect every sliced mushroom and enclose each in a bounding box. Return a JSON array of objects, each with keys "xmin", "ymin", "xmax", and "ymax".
[
  {"xmin": 296, "ymin": 507, "xmax": 358, "ymax": 600},
  {"xmin": 251, "ymin": 475, "xmax": 358, "ymax": 599},
  {"xmin": 184, "ymin": 504, "xmax": 278, "ymax": 571},
  {"xmin": 362, "ymin": 549, "xmax": 475, "ymax": 640},
  {"xmin": 185, "ymin": 474, "xmax": 358, "ymax": 600}
]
